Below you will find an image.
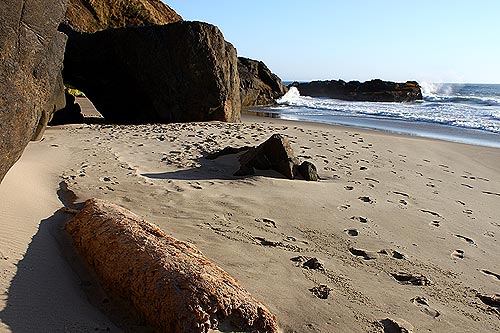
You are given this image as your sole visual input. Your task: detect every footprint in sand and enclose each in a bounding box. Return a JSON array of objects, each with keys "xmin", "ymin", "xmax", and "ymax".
[
  {"xmin": 349, "ymin": 247, "xmax": 377, "ymax": 260},
  {"xmin": 391, "ymin": 272, "xmax": 432, "ymax": 286},
  {"xmin": 476, "ymin": 294, "xmax": 500, "ymax": 314},
  {"xmin": 420, "ymin": 209, "xmax": 442, "ymax": 218},
  {"xmin": 481, "ymin": 270, "xmax": 500, "ymax": 281},
  {"xmin": 344, "ymin": 185, "xmax": 354, "ymax": 191},
  {"xmin": 358, "ymin": 196, "xmax": 375, "ymax": 204},
  {"xmin": 338, "ymin": 204, "xmax": 351, "ymax": 211},
  {"xmin": 378, "ymin": 249, "xmax": 406, "ymax": 260},
  {"xmin": 345, "ymin": 229, "xmax": 359, "ymax": 237},
  {"xmin": 351, "ymin": 216, "xmax": 369, "ymax": 224},
  {"xmin": 452, "ymin": 249, "xmax": 465, "ymax": 259},
  {"xmin": 483, "ymin": 191, "xmax": 500, "ymax": 197},
  {"xmin": 255, "ymin": 218, "xmax": 277, "ymax": 228},
  {"xmin": 411, "ymin": 296, "xmax": 441, "ymax": 318},
  {"xmin": 430, "ymin": 220, "xmax": 440, "ymax": 227},
  {"xmin": 379, "ymin": 318, "xmax": 414, "ymax": 333},
  {"xmin": 455, "ymin": 234, "xmax": 475, "ymax": 245}
]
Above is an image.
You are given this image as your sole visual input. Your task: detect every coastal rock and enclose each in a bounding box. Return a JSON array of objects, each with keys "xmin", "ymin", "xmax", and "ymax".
[
  {"xmin": 291, "ymin": 79, "xmax": 423, "ymax": 102},
  {"xmin": 237, "ymin": 134, "xmax": 299, "ymax": 179},
  {"xmin": 64, "ymin": 0, "xmax": 182, "ymax": 33},
  {"xmin": 238, "ymin": 57, "xmax": 287, "ymax": 106},
  {"xmin": 0, "ymin": 0, "xmax": 69, "ymax": 182},
  {"xmin": 66, "ymin": 198, "xmax": 279, "ymax": 333},
  {"xmin": 63, "ymin": 21, "xmax": 241, "ymax": 123},
  {"xmin": 298, "ymin": 161, "xmax": 319, "ymax": 181},
  {"xmin": 48, "ymin": 90, "xmax": 84, "ymax": 125}
]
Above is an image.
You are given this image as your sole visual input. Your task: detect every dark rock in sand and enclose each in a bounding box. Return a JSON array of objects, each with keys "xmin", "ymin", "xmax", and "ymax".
[
  {"xmin": 66, "ymin": 198, "xmax": 279, "ymax": 333},
  {"xmin": 48, "ymin": 90, "xmax": 84, "ymax": 125},
  {"xmin": 0, "ymin": 0, "xmax": 69, "ymax": 182},
  {"xmin": 205, "ymin": 146, "xmax": 252, "ymax": 160},
  {"xmin": 291, "ymin": 79, "xmax": 423, "ymax": 102},
  {"xmin": 63, "ymin": 21, "xmax": 241, "ymax": 123},
  {"xmin": 298, "ymin": 161, "xmax": 319, "ymax": 181},
  {"xmin": 238, "ymin": 57, "xmax": 287, "ymax": 106},
  {"xmin": 236, "ymin": 134, "xmax": 299, "ymax": 179},
  {"xmin": 64, "ymin": 0, "xmax": 182, "ymax": 33}
]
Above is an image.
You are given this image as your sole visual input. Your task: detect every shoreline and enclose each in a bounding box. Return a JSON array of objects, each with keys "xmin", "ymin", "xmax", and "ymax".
[
  {"xmin": 243, "ymin": 107, "xmax": 500, "ymax": 149},
  {"xmin": 1, "ymin": 116, "xmax": 499, "ymax": 332}
]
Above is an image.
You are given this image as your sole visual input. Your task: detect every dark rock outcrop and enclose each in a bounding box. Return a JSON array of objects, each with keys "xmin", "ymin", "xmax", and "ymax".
[
  {"xmin": 64, "ymin": 0, "xmax": 182, "ymax": 33},
  {"xmin": 237, "ymin": 134, "xmax": 299, "ymax": 179},
  {"xmin": 66, "ymin": 198, "xmax": 279, "ymax": 333},
  {"xmin": 291, "ymin": 79, "xmax": 423, "ymax": 102},
  {"xmin": 238, "ymin": 57, "xmax": 286, "ymax": 106},
  {"xmin": 63, "ymin": 21, "xmax": 241, "ymax": 123},
  {"xmin": 209, "ymin": 134, "xmax": 319, "ymax": 181},
  {"xmin": 0, "ymin": 0, "xmax": 69, "ymax": 182},
  {"xmin": 48, "ymin": 90, "xmax": 84, "ymax": 125}
]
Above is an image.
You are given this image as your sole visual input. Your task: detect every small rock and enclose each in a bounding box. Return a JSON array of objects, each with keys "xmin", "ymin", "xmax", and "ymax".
[
  {"xmin": 309, "ymin": 284, "xmax": 332, "ymax": 299},
  {"xmin": 298, "ymin": 161, "xmax": 319, "ymax": 181}
]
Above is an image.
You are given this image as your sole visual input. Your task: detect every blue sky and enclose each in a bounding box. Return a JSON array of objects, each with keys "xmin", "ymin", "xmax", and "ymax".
[{"xmin": 165, "ymin": 1, "xmax": 500, "ymax": 83}]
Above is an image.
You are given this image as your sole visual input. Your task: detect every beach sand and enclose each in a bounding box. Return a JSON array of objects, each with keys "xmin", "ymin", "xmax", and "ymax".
[{"xmin": 1, "ymin": 114, "xmax": 499, "ymax": 332}]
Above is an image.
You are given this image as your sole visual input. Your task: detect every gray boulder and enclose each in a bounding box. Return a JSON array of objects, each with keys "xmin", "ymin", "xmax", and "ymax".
[
  {"xmin": 0, "ymin": 0, "xmax": 69, "ymax": 182},
  {"xmin": 63, "ymin": 21, "xmax": 241, "ymax": 123}
]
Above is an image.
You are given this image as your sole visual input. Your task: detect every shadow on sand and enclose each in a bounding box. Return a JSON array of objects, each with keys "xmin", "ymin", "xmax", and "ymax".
[
  {"xmin": 141, "ymin": 152, "xmax": 286, "ymax": 181},
  {"xmin": 0, "ymin": 184, "xmax": 117, "ymax": 331},
  {"xmin": 0, "ymin": 208, "xmax": 116, "ymax": 331}
]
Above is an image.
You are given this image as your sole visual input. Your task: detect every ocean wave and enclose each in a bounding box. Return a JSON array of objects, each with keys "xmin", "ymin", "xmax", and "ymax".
[
  {"xmin": 276, "ymin": 85, "xmax": 500, "ymax": 134},
  {"xmin": 420, "ymin": 81, "xmax": 500, "ymax": 106}
]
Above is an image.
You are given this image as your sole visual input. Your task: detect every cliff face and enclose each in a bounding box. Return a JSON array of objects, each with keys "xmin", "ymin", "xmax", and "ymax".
[
  {"xmin": 64, "ymin": 0, "xmax": 182, "ymax": 33},
  {"xmin": 0, "ymin": 0, "xmax": 69, "ymax": 182},
  {"xmin": 238, "ymin": 57, "xmax": 286, "ymax": 107},
  {"xmin": 63, "ymin": 22, "xmax": 241, "ymax": 123},
  {"xmin": 292, "ymin": 79, "xmax": 423, "ymax": 103}
]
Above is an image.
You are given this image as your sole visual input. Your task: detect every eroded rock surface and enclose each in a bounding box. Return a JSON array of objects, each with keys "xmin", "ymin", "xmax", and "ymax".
[
  {"xmin": 66, "ymin": 198, "xmax": 278, "ymax": 333},
  {"xmin": 238, "ymin": 57, "xmax": 286, "ymax": 106},
  {"xmin": 0, "ymin": 0, "xmax": 69, "ymax": 182},
  {"xmin": 63, "ymin": 21, "xmax": 241, "ymax": 123},
  {"xmin": 64, "ymin": 0, "xmax": 182, "ymax": 33}
]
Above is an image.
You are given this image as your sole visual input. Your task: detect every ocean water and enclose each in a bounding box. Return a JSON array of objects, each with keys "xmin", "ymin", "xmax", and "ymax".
[{"xmin": 251, "ymin": 83, "xmax": 500, "ymax": 148}]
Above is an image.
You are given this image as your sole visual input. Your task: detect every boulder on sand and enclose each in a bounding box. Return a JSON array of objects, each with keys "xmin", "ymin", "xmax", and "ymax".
[
  {"xmin": 66, "ymin": 198, "xmax": 279, "ymax": 333},
  {"xmin": 62, "ymin": 21, "xmax": 241, "ymax": 123},
  {"xmin": 0, "ymin": 0, "xmax": 68, "ymax": 182}
]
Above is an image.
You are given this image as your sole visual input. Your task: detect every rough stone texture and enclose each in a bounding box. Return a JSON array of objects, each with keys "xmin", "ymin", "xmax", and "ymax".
[
  {"xmin": 0, "ymin": 0, "xmax": 69, "ymax": 182},
  {"xmin": 238, "ymin": 57, "xmax": 286, "ymax": 106},
  {"xmin": 63, "ymin": 21, "xmax": 241, "ymax": 123},
  {"xmin": 66, "ymin": 198, "xmax": 279, "ymax": 333},
  {"xmin": 298, "ymin": 161, "xmax": 319, "ymax": 181},
  {"xmin": 64, "ymin": 0, "xmax": 182, "ymax": 33},
  {"xmin": 236, "ymin": 134, "xmax": 299, "ymax": 179},
  {"xmin": 291, "ymin": 79, "xmax": 423, "ymax": 102}
]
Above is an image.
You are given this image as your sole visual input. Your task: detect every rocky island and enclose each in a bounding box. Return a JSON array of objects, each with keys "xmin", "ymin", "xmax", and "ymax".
[{"xmin": 291, "ymin": 79, "xmax": 423, "ymax": 102}]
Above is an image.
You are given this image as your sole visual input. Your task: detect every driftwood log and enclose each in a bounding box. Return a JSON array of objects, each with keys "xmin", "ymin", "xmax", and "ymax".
[{"xmin": 65, "ymin": 198, "xmax": 279, "ymax": 333}]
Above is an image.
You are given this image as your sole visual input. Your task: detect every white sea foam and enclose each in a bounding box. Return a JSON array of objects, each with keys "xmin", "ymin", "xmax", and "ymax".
[{"xmin": 274, "ymin": 84, "xmax": 500, "ymax": 134}]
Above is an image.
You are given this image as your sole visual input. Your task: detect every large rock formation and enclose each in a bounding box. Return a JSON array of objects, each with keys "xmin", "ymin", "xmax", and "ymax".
[
  {"xmin": 291, "ymin": 79, "xmax": 423, "ymax": 102},
  {"xmin": 63, "ymin": 21, "xmax": 241, "ymax": 123},
  {"xmin": 0, "ymin": 0, "xmax": 69, "ymax": 182},
  {"xmin": 66, "ymin": 198, "xmax": 279, "ymax": 333},
  {"xmin": 64, "ymin": 0, "xmax": 182, "ymax": 33},
  {"xmin": 238, "ymin": 57, "xmax": 286, "ymax": 106}
]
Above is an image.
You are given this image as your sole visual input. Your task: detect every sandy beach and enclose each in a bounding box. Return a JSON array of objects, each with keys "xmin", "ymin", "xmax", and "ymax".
[{"xmin": 1, "ymin": 114, "xmax": 499, "ymax": 332}]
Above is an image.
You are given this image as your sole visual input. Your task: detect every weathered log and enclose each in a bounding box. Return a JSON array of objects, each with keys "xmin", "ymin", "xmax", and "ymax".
[{"xmin": 65, "ymin": 198, "xmax": 278, "ymax": 333}]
